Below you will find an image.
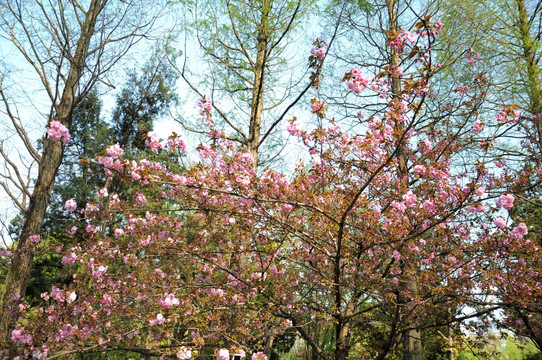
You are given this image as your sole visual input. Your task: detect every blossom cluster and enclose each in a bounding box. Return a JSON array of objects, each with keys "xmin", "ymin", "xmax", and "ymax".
[
  {"xmin": 198, "ymin": 95, "xmax": 213, "ymax": 125},
  {"xmin": 346, "ymin": 69, "xmax": 390, "ymax": 97},
  {"xmin": 388, "ymin": 30, "xmax": 416, "ymax": 54},
  {"xmin": 310, "ymin": 40, "xmax": 327, "ymax": 59},
  {"xmin": 46, "ymin": 120, "xmax": 70, "ymax": 143}
]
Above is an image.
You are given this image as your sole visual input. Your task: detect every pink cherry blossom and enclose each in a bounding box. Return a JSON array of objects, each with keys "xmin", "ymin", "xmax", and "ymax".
[
  {"xmin": 414, "ymin": 165, "xmax": 426, "ymax": 176},
  {"xmin": 471, "ymin": 120, "xmax": 485, "ymax": 134},
  {"xmin": 145, "ymin": 132, "xmax": 164, "ymax": 153},
  {"xmin": 402, "ymin": 191, "xmax": 417, "ymax": 207},
  {"xmin": 510, "ymin": 223, "xmax": 528, "ymax": 240},
  {"xmin": 390, "ymin": 200, "xmax": 406, "ymax": 214},
  {"xmin": 65, "ymin": 198, "xmax": 77, "ymax": 212},
  {"xmin": 149, "ymin": 313, "xmax": 165, "ymax": 326},
  {"xmin": 252, "ymin": 352, "xmax": 267, "ymax": 360},
  {"xmin": 114, "ymin": 228, "xmax": 124, "ymax": 237},
  {"xmin": 61, "ymin": 252, "xmax": 77, "ymax": 265},
  {"xmin": 47, "ymin": 120, "xmax": 70, "ymax": 144},
  {"xmin": 432, "ymin": 21, "xmax": 443, "ymax": 34},
  {"xmin": 11, "ymin": 327, "xmax": 32, "ymax": 345},
  {"xmin": 496, "ymin": 194, "xmax": 514, "ymax": 210},
  {"xmin": 217, "ymin": 349, "xmax": 230, "ymax": 360},
  {"xmin": 423, "ymin": 199, "xmax": 435, "ymax": 213},
  {"xmin": 159, "ymin": 293, "xmax": 180, "ymax": 310},
  {"xmin": 106, "ymin": 143, "xmax": 124, "ymax": 158},
  {"xmin": 402, "ymin": 31, "xmax": 416, "ymax": 43},
  {"xmin": 177, "ymin": 347, "xmax": 192, "ymax": 359},
  {"xmin": 494, "ymin": 217, "xmax": 506, "ymax": 229},
  {"xmin": 97, "ymin": 187, "xmax": 108, "ymax": 198}
]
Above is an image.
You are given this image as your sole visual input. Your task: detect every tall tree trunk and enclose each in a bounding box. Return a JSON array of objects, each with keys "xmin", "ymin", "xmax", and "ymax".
[
  {"xmin": 0, "ymin": 0, "xmax": 105, "ymax": 354},
  {"xmin": 385, "ymin": 0, "xmax": 422, "ymax": 359},
  {"xmin": 247, "ymin": 0, "xmax": 270, "ymax": 166}
]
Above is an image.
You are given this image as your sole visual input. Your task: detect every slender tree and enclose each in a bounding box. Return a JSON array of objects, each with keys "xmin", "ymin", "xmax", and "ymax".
[{"xmin": 175, "ymin": 0, "xmax": 329, "ymax": 166}]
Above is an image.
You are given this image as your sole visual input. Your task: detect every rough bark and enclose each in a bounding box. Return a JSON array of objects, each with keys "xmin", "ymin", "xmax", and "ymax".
[
  {"xmin": 0, "ymin": 0, "xmax": 105, "ymax": 353},
  {"xmin": 385, "ymin": 0, "xmax": 422, "ymax": 359}
]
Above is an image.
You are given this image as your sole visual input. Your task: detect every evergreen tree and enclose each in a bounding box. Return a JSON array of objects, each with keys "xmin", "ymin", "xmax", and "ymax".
[
  {"xmin": 23, "ymin": 55, "xmax": 179, "ymax": 305},
  {"xmin": 112, "ymin": 55, "xmax": 178, "ymax": 152}
]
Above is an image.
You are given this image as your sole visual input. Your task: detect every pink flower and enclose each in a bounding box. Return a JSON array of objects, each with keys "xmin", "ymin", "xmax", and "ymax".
[
  {"xmin": 391, "ymin": 200, "xmax": 406, "ymax": 214},
  {"xmin": 114, "ymin": 228, "xmax": 124, "ymax": 237},
  {"xmin": 106, "ymin": 143, "xmax": 124, "ymax": 158},
  {"xmin": 65, "ymin": 198, "xmax": 77, "ymax": 212},
  {"xmin": 402, "ymin": 191, "xmax": 417, "ymax": 207},
  {"xmin": 414, "ymin": 165, "xmax": 426, "ymax": 176},
  {"xmin": 29, "ymin": 234, "xmax": 40, "ymax": 244},
  {"xmin": 217, "ymin": 349, "xmax": 230, "ymax": 360},
  {"xmin": 287, "ymin": 122, "xmax": 300, "ymax": 136},
  {"xmin": 433, "ymin": 21, "xmax": 443, "ymax": 34},
  {"xmin": 310, "ymin": 101, "xmax": 323, "ymax": 113},
  {"xmin": 169, "ymin": 137, "xmax": 187, "ymax": 153},
  {"xmin": 149, "ymin": 313, "xmax": 165, "ymax": 325},
  {"xmin": 136, "ymin": 193, "xmax": 147, "ymax": 205},
  {"xmin": 92, "ymin": 265, "xmax": 108, "ymax": 278},
  {"xmin": 314, "ymin": 48, "xmax": 326, "ymax": 58},
  {"xmin": 47, "ymin": 120, "xmax": 70, "ymax": 143},
  {"xmin": 145, "ymin": 132, "xmax": 164, "ymax": 153},
  {"xmin": 496, "ymin": 194, "xmax": 514, "ymax": 210},
  {"xmin": 510, "ymin": 223, "xmax": 528, "ymax": 240},
  {"xmin": 402, "ymin": 31, "xmax": 416, "ymax": 43},
  {"xmin": 0, "ymin": 250, "xmax": 12, "ymax": 258},
  {"xmin": 177, "ymin": 347, "xmax": 192, "ymax": 359},
  {"xmin": 159, "ymin": 293, "xmax": 180, "ymax": 310},
  {"xmin": 471, "ymin": 120, "xmax": 485, "ymax": 134},
  {"xmin": 392, "ymin": 250, "xmax": 401, "ymax": 262},
  {"xmin": 11, "ymin": 327, "xmax": 32, "ymax": 345},
  {"xmin": 423, "ymin": 199, "xmax": 435, "ymax": 213},
  {"xmin": 494, "ymin": 217, "xmax": 506, "ymax": 229},
  {"xmin": 252, "ymin": 352, "xmax": 267, "ymax": 360},
  {"xmin": 61, "ymin": 252, "xmax": 77, "ymax": 265},
  {"xmin": 97, "ymin": 187, "xmax": 108, "ymax": 198}
]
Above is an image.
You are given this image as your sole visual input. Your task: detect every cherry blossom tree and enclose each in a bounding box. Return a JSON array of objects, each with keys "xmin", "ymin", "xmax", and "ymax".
[{"xmin": 4, "ymin": 13, "xmax": 536, "ymax": 360}]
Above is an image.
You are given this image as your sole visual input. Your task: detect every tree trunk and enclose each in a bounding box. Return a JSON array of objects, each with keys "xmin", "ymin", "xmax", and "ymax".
[
  {"xmin": 0, "ymin": 0, "xmax": 105, "ymax": 354},
  {"xmin": 385, "ymin": 0, "xmax": 422, "ymax": 359},
  {"xmin": 247, "ymin": 0, "xmax": 270, "ymax": 166}
]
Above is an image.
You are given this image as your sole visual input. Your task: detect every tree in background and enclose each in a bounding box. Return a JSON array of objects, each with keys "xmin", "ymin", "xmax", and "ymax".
[
  {"xmin": 175, "ymin": 0, "xmax": 337, "ymax": 166},
  {"xmin": 112, "ymin": 54, "xmax": 179, "ymax": 153}
]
